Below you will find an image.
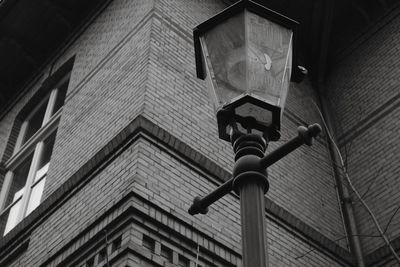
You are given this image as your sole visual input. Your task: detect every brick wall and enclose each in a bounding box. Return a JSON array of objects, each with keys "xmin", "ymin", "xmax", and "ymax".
[
  {"xmin": 0, "ymin": 0, "xmax": 351, "ymax": 265},
  {"xmin": 8, "ymin": 139, "xmax": 140, "ymax": 267},
  {"xmin": 7, "ymin": 136, "xmax": 347, "ymax": 266},
  {"xmin": 325, "ymin": 6, "xmax": 400, "ymax": 256},
  {"xmin": 44, "ymin": 0, "xmax": 155, "ymax": 197}
]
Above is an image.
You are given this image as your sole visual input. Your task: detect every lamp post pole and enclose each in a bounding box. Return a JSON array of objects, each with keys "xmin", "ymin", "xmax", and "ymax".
[
  {"xmin": 189, "ymin": 124, "xmax": 322, "ymax": 267},
  {"xmin": 232, "ymin": 132, "xmax": 269, "ymax": 266}
]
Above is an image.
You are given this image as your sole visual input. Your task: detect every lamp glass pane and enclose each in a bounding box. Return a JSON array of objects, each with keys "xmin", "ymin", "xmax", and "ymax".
[
  {"xmin": 203, "ymin": 12, "xmax": 245, "ymax": 109},
  {"xmin": 235, "ymin": 102, "xmax": 273, "ymax": 126},
  {"xmin": 279, "ymin": 35, "xmax": 292, "ymax": 116},
  {"xmin": 245, "ymin": 10, "xmax": 293, "ymax": 108}
]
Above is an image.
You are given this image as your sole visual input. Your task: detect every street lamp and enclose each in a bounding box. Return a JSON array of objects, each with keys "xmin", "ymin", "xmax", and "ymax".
[{"xmin": 189, "ymin": 1, "xmax": 321, "ymax": 267}]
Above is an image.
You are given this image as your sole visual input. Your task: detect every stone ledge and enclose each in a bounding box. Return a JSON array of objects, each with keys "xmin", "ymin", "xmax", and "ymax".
[
  {"xmin": 365, "ymin": 236, "xmax": 400, "ymax": 266},
  {"xmin": 0, "ymin": 237, "xmax": 30, "ymax": 266}
]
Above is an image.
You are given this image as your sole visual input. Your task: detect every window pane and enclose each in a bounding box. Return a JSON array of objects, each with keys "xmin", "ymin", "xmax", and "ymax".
[
  {"xmin": 35, "ymin": 163, "xmax": 49, "ymax": 183},
  {"xmin": 38, "ymin": 130, "xmax": 57, "ymax": 170},
  {"xmin": 52, "ymin": 79, "xmax": 69, "ymax": 115},
  {"xmin": 23, "ymin": 102, "xmax": 48, "ymax": 144},
  {"xmin": 4, "ymin": 154, "xmax": 33, "ymax": 208},
  {"xmin": 25, "ymin": 176, "xmax": 46, "ymax": 215},
  {"xmin": 4, "ymin": 198, "xmax": 22, "ymax": 234}
]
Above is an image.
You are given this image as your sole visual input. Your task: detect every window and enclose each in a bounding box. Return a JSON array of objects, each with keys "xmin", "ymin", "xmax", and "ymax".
[
  {"xmin": 160, "ymin": 245, "xmax": 173, "ymax": 262},
  {"xmin": 178, "ymin": 255, "xmax": 190, "ymax": 267},
  {"xmin": 0, "ymin": 73, "xmax": 69, "ymax": 235},
  {"xmin": 111, "ymin": 235, "xmax": 122, "ymax": 253},
  {"xmin": 142, "ymin": 235, "xmax": 156, "ymax": 252},
  {"xmin": 85, "ymin": 257, "xmax": 94, "ymax": 267},
  {"xmin": 97, "ymin": 247, "xmax": 107, "ymax": 263}
]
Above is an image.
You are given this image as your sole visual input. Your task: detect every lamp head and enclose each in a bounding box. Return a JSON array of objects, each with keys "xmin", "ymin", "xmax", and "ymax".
[{"xmin": 194, "ymin": 0, "xmax": 301, "ymax": 142}]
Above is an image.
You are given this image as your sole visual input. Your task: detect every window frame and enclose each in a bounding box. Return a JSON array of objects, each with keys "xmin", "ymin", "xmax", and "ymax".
[{"xmin": 0, "ymin": 73, "xmax": 70, "ymax": 234}]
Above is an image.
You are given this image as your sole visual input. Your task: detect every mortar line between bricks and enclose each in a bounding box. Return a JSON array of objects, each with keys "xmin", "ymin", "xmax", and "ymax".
[
  {"xmin": 138, "ymin": 131, "xmax": 231, "ymax": 187},
  {"xmin": 152, "ymin": 8, "xmax": 193, "ymax": 44},
  {"xmin": 64, "ymin": 8, "xmax": 156, "ymax": 104},
  {"xmin": 338, "ymin": 92, "xmax": 400, "ymax": 147}
]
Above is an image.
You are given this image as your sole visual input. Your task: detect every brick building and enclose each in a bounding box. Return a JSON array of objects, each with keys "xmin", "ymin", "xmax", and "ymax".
[{"xmin": 0, "ymin": 0, "xmax": 398, "ymax": 266}]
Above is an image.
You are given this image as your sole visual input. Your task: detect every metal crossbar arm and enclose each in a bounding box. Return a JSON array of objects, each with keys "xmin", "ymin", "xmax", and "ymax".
[
  {"xmin": 259, "ymin": 124, "xmax": 322, "ymax": 169},
  {"xmin": 188, "ymin": 178, "xmax": 234, "ymax": 215},
  {"xmin": 188, "ymin": 123, "xmax": 322, "ymax": 216}
]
